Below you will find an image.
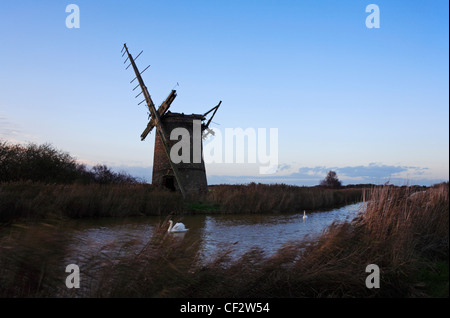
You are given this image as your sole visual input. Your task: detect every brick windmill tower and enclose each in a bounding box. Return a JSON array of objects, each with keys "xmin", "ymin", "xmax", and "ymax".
[{"xmin": 121, "ymin": 44, "xmax": 221, "ymax": 197}]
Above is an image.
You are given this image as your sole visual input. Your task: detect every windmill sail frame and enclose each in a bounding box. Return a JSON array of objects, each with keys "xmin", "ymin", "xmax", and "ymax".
[{"xmin": 122, "ymin": 43, "xmax": 186, "ymax": 198}]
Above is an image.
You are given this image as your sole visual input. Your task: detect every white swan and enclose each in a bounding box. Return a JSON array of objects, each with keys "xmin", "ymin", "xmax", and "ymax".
[
  {"xmin": 303, "ymin": 210, "xmax": 308, "ymax": 219},
  {"xmin": 168, "ymin": 220, "xmax": 189, "ymax": 233}
]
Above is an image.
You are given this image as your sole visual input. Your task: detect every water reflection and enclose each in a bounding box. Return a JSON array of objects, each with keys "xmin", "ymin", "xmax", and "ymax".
[
  {"xmin": 61, "ymin": 202, "xmax": 363, "ymax": 266},
  {"xmin": 199, "ymin": 203, "xmax": 363, "ymax": 261},
  {"xmin": 1, "ymin": 203, "xmax": 364, "ymax": 271}
]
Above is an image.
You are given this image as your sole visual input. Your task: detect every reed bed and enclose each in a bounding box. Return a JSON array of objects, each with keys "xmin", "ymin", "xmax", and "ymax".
[
  {"xmin": 0, "ymin": 182, "xmax": 363, "ymax": 221},
  {"xmin": 0, "ymin": 182, "xmax": 184, "ymax": 221},
  {"xmin": 205, "ymin": 183, "xmax": 363, "ymax": 213},
  {"xmin": 165, "ymin": 183, "xmax": 447, "ymax": 298},
  {"xmin": 0, "ymin": 183, "xmax": 447, "ymax": 297}
]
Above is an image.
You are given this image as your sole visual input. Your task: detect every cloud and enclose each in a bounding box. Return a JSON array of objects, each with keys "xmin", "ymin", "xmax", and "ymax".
[
  {"xmin": 0, "ymin": 115, "xmax": 20, "ymax": 139},
  {"xmin": 97, "ymin": 163, "xmax": 445, "ymax": 187},
  {"xmin": 207, "ymin": 164, "xmax": 442, "ymax": 186},
  {"xmin": 277, "ymin": 163, "xmax": 292, "ymax": 172},
  {"xmin": 334, "ymin": 163, "xmax": 428, "ymax": 179},
  {"xmin": 0, "ymin": 109, "xmax": 39, "ymax": 143}
]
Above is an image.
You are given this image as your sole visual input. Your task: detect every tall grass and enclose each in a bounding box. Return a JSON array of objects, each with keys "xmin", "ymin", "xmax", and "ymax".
[
  {"xmin": 0, "ymin": 182, "xmax": 184, "ymax": 221},
  {"xmin": 204, "ymin": 183, "xmax": 363, "ymax": 214},
  {"xmin": 179, "ymin": 183, "xmax": 448, "ymax": 297},
  {"xmin": 0, "ymin": 183, "xmax": 447, "ymax": 297},
  {"xmin": 0, "ymin": 182, "xmax": 363, "ymax": 221}
]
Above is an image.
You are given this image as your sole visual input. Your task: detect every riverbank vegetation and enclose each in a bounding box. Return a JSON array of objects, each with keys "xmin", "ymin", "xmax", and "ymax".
[
  {"xmin": 0, "ymin": 182, "xmax": 364, "ymax": 221},
  {"xmin": 0, "ymin": 182, "xmax": 447, "ymax": 297},
  {"xmin": 88, "ymin": 183, "xmax": 448, "ymax": 298}
]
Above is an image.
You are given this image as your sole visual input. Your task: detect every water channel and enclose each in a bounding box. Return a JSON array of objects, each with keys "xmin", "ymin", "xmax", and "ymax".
[{"xmin": 59, "ymin": 202, "xmax": 364, "ymax": 265}]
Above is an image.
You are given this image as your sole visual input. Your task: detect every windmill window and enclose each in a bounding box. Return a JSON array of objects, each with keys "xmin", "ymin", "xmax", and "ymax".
[{"xmin": 163, "ymin": 176, "xmax": 176, "ymax": 191}]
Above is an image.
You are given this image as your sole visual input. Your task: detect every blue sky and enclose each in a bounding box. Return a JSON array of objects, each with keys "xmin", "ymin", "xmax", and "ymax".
[{"xmin": 0, "ymin": 0, "xmax": 448, "ymax": 186}]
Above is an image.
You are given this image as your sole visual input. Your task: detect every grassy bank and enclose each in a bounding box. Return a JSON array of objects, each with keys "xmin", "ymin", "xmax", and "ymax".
[
  {"xmin": 0, "ymin": 181, "xmax": 364, "ymax": 221},
  {"xmin": 205, "ymin": 183, "xmax": 363, "ymax": 213},
  {"xmin": 0, "ymin": 183, "xmax": 447, "ymax": 297},
  {"xmin": 100, "ymin": 183, "xmax": 446, "ymax": 298},
  {"xmin": 0, "ymin": 182, "xmax": 184, "ymax": 221}
]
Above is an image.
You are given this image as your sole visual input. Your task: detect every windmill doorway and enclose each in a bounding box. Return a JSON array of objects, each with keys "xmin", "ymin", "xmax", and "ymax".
[{"xmin": 162, "ymin": 175, "xmax": 176, "ymax": 191}]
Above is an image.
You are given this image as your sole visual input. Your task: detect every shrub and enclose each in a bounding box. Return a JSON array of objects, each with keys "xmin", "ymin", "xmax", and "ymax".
[{"xmin": 0, "ymin": 140, "xmax": 138, "ymax": 185}]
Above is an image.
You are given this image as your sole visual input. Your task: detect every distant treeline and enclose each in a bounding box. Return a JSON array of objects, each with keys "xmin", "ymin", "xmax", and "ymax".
[
  {"xmin": 0, "ymin": 141, "xmax": 138, "ymax": 185},
  {"xmin": 339, "ymin": 183, "xmax": 429, "ymax": 191}
]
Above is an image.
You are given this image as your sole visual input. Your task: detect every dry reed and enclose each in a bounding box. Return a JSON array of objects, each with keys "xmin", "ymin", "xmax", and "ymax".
[{"xmin": 0, "ymin": 183, "xmax": 447, "ymax": 297}]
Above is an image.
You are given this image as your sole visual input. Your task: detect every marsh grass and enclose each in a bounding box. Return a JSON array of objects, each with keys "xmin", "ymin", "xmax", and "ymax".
[
  {"xmin": 0, "ymin": 223, "xmax": 68, "ymax": 297},
  {"xmin": 176, "ymin": 183, "xmax": 448, "ymax": 297},
  {"xmin": 0, "ymin": 182, "xmax": 362, "ymax": 221},
  {"xmin": 0, "ymin": 183, "xmax": 447, "ymax": 297},
  {"xmin": 203, "ymin": 183, "xmax": 363, "ymax": 214},
  {"xmin": 0, "ymin": 182, "xmax": 184, "ymax": 221}
]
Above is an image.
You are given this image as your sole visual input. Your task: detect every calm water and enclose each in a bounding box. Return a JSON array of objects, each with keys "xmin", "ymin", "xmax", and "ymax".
[{"xmin": 60, "ymin": 202, "xmax": 364, "ymax": 265}]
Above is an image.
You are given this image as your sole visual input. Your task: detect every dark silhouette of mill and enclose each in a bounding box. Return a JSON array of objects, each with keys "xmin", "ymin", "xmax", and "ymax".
[{"xmin": 122, "ymin": 44, "xmax": 220, "ymax": 197}]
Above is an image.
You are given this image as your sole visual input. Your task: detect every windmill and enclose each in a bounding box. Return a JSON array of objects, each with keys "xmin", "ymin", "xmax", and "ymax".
[{"xmin": 121, "ymin": 44, "xmax": 221, "ymax": 197}]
